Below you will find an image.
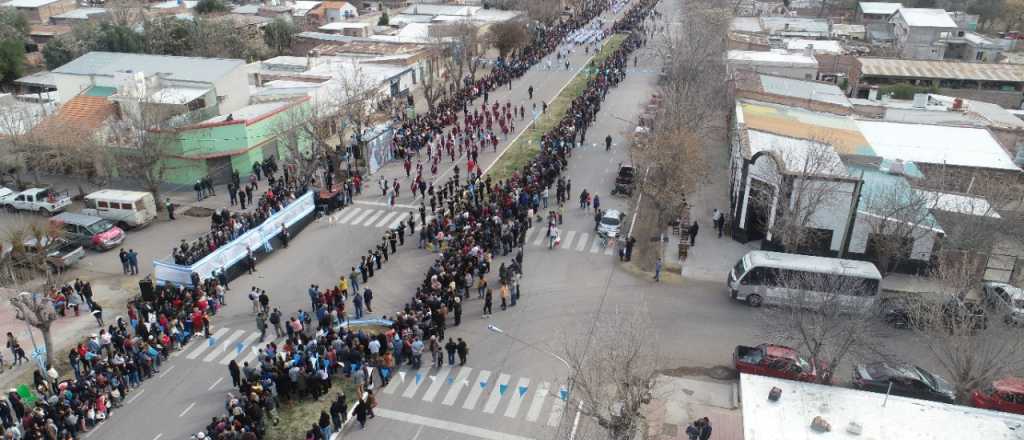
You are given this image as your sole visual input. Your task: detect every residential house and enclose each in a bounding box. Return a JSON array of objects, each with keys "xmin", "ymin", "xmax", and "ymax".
[
  {"xmin": 727, "ymin": 50, "xmax": 819, "ymax": 80},
  {"xmin": 759, "ymin": 17, "xmax": 830, "ymax": 39},
  {"xmin": 890, "ymin": 8, "xmax": 959, "ymax": 60},
  {"xmin": 849, "ymin": 57, "xmax": 1024, "ymax": 109},
  {"xmin": 306, "ymin": 1, "xmax": 358, "ymax": 27},
  {"xmin": 4, "ymin": 0, "xmax": 76, "ymax": 23},
  {"xmin": 856, "ymin": 2, "xmax": 901, "ymax": 23},
  {"xmin": 319, "ymin": 21, "xmax": 372, "ymax": 37},
  {"xmin": 48, "ymin": 7, "xmax": 108, "ymax": 25}
]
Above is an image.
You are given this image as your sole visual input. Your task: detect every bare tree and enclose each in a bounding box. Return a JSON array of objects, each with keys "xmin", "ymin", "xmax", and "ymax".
[
  {"xmin": 418, "ymin": 49, "xmax": 447, "ymax": 113},
  {"xmin": 272, "ymin": 97, "xmax": 328, "ymax": 188},
  {"xmin": 9, "ymin": 291, "xmax": 57, "ymax": 369},
  {"xmin": 0, "ymin": 96, "xmax": 45, "ymax": 187},
  {"xmin": 901, "ymin": 252, "xmax": 1024, "ymax": 403},
  {"xmin": 759, "ymin": 270, "xmax": 888, "ymax": 384},
  {"xmin": 330, "ymin": 61, "xmax": 380, "ymax": 175},
  {"xmin": 564, "ymin": 306, "xmax": 659, "ymax": 440},
  {"xmin": 108, "ymin": 100, "xmax": 182, "ymax": 211},
  {"xmin": 2, "ymin": 218, "xmax": 67, "ymax": 289}
]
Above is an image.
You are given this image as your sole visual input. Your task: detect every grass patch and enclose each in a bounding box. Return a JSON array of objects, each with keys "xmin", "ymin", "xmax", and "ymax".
[
  {"xmin": 489, "ymin": 34, "xmax": 628, "ymax": 181},
  {"xmin": 265, "ymin": 378, "xmax": 358, "ymax": 440}
]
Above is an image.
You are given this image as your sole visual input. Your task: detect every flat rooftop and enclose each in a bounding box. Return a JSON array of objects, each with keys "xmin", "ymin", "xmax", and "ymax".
[
  {"xmin": 858, "ymin": 57, "xmax": 1024, "ymax": 82},
  {"xmin": 741, "ymin": 373, "xmax": 1024, "ymax": 440}
]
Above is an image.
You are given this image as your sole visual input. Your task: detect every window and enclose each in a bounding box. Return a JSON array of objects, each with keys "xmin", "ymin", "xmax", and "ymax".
[
  {"xmin": 742, "ymin": 267, "xmax": 766, "ymax": 285},
  {"xmin": 98, "ymin": 201, "xmax": 109, "ymax": 208}
]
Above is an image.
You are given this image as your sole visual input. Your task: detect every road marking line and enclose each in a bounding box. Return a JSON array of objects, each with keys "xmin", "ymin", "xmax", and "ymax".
[
  {"xmin": 241, "ymin": 337, "xmax": 283, "ymax": 364},
  {"xmin": 462, "ymin": 370, "xmax": 491, "ymax": 410},
  {"xmin": 203, "ymin": 329, "xmax": 245, "ymax": 362},
  {"xmin": 126, "ymin": 389, "xmax": 146, "ymax": 404},
  {"xmin": 355, "ymin": 200, "xmax": 419, "ymax": 209},
  {"xmin": 158, "ymin": 365, "xmax": 176, "ymax": 378},
  {"xmin": 421, "ymin": 366, "xmax": 451, "ymax": 402},
  {"xmin": 402, "ymin": 370, "xmax": 426, "ymax": 398},
  {"xmin": 604, "ymin": 243, "xmax": 616, "ymax": 256},
  {"xmin": 388, "ymin": 212, "xmax": 409, "ymax": 229},
  {"xmin": 383, "ymin": 371, "xmax": 401, "ymax": 395},
  {"xmin": 152, "ymin": 434, "xmax": 163, "ymax": 440},
  {"xmin": 547, "ymin": 390, "xmax": 566, "ymax": 427},
  {"xmin": 589, "ymin": 237, "xmax": 602, "ymax": 254},
  {"xmin": 375, "ymin": 211, "xmax": 398, "ymax": 228},
  {"xmin": 374, "ymin": 408, "xmax": 535, "ymax": 440},
  {"xmin": 208, "ymin": 377, "xmax": 224, "ymax": 391},
  {"xmin": 349, "ymin": 209, "xmax": 374, "ymax": 226},
  {"xmin": 179, "ymin": 402, "xmax": 196, "ymax": 418},
  {"xmin": 442, "ymin": 367, "xmax": 473, "ymax": 406},
  {"xmin": 336, "ymin": 207, "xmax": 363, "ymax": 224},
  {"xmin": 83, "ymin": 419, "xmax": 106, "ymax": 437},
  {"xmin": 220, "ymin": 333, "xmax": 258, "ymax": 365},
  {"xmin": 532, "ymin": 229, "xmax": 547, "ymax": 247},
  {"xmin": 186, "ymin": 327, "xmax": 228, "ymax": 359},
  {"xmin": 561, "ymin": 231, "xmax": 575, "ymax": 250},
  {"xmin": 523, "ymin": 227, "xmax": 539, "ymax": 245},
  {"xmin": 504, "ymin": 377, "xmax": 530, "ymax": 418},
  {"xmin": 525, "ymin": 382, "xmax": 549, "ymax": 422},
  {"xmin": 575, "ymin": 233, "xmax": 589, "ymax": 252},
  {"xmin": 362, "ymin": 210, "xmax": 385, "ymax": 227},
  {"xmin": 482, "ymin": 373, "xmax": 511, "ymax": 414}
]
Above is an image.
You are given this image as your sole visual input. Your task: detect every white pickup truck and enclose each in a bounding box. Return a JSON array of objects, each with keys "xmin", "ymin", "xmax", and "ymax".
[{"xmin": 2, "ymin": 188, "xmax": 72, "ymax": 215}]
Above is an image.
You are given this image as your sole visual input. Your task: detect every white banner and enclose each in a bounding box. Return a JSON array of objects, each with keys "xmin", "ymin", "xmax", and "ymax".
[{"xmin": 153, "ymin": 191, "xmax": 315, "ymax": 286}]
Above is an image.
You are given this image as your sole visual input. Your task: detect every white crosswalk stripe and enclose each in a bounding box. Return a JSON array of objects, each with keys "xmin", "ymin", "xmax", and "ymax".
[
  {"xmin": 402, "ymin": 371, "xmax": 426, "ymax": 398},
  {"xmin": 374, "ymin": 211, "xmax": 398, "ymax": 228},
  {"xmin": 336, "ymin": 207, "xmax": 363, "ymax": 224},
  {"xmin": 219, "ymin": 333, "xmax": 258, "ymax": 365},
  {"xmin": 203, "ymin": 329, "xmax": 245, "ymax": 362},
  {"xmin": 362, "ymin": 210, "xmax": 385, "ymax": 227},
  {"xmin": 575, "ymin": 233, "xmax": 589, "ymax": 252},
  {"xmin": 561, "ymin": 231, "xmax": 575, "ymax": 250},
  {"xmin": 504, "ymin": 378, "xmax": 530, "ymax": 418},
  {"xmin": 589, "ymin": 236, "xmax": 603, "ymax": 254},
  {"xmin": 533, "ymin": 229, "xmax": 547, "ymax": 246},
  {"xmin": 442, "ymin": 367, "xmax": 473, "ymax": 406},
  {"xmin": 185, "ymin": 328, "xmax": 229, "ymax": 359},
  {"xmin": 349, "ymin": 209, "xmax": 374, "ymax": 225},
  {"xmin": 462, "ymin": 370, "xmax": 491, "ymax": 410},
  {"xmin": 421, "ymin": 366, "xmax": 451, "ymax": 402},
  {"xmin": 482, "ymin": 373, "xmax": 511, "ymax": 414},
  {"xmin": 548, "ymin": 394, "xmax": 565, "ymax": 427},
  {"xmin": 526, "ymin": 382, "xmax": 549, "ymax": 423},
  {"xmin": 388, "ymin": 212, "xmax": 409, "ymax": 229}
]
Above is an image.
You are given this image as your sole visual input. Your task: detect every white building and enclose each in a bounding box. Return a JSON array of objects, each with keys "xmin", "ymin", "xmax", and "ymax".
[
  {"xmin": 727, "ymin": 50, "xmax": 819, "ymax": 80},
  {"xmin": 890, "ymin": 8, "xmax": 959, "ymax": 60},
  {"xmin": 741, "ymin": 373, "xmax": 1024, "ymax": 440}
]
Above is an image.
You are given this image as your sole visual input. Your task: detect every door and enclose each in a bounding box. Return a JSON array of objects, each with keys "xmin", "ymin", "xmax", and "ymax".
[
  {"xmin": 746, "ymin": 180, "xmax": 773, "ymax": 242},
  {"xmin": 12, "ymin": 194, "xmax": 27, "ymax": 210},
  {"xmin": 206, "ymin": 157, "xmax": 234, "ymax": 186}
]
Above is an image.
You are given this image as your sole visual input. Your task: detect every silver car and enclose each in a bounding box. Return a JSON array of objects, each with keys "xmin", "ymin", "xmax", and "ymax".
[
  {"xmin": 983, "ymin": 282, "xmax": 1024, "ymax": 325},
  {"xmin": 597, "ymin": 209, "xmax": 625, "ymax": 238}
]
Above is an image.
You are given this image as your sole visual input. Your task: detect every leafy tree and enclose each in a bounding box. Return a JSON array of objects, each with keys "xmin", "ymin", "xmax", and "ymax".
[
  {"xmin": 263, "ymin": 17, "xmax": 296, "ymax": 56},
  {"xmin": 42, "ymin": 35, "xmax": 82, "ymax": 70},
  {"xmin": 94, "ymin": 22, "xmax": 145, "ymax": 53},
  {"xmin": 143, "ymin": 16, "xmax": 196, "ymax": 56},
  {"xmin": 194, "ymin": 0, "xmax": 229, "ymax": 14},
  {"xmin": 378, "ymin": 11, "xmax": 389, "ymax": 26},
  {"xmin": 0, "ymin": 7, "xmax": 29, "ymax": 38},
  {"xmin": 190, "ymin": 18, "xmax": 269, "ymax": 61},
  {"xmin": 0, "ymin": 39, "xmax": 24, "ymax": 85}
]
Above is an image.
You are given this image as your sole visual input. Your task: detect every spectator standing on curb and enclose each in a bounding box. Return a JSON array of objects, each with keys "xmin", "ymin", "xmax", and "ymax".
[{"xmin": 165, "ymin": 198, "xmax": 175, "ymax": 220}]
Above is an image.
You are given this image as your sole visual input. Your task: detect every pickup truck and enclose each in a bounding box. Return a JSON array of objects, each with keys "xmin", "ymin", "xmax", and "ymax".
[
  {"xmin": 734, "ymin": 343, "xmax": 823, "ymax": 383},
  {"xmin": 3, "ymin": 188, "xmax": 71, "ymax": 215},
  {"xmin": 4, "ymin": 237, "xmax": 85, "ymax": 273}
]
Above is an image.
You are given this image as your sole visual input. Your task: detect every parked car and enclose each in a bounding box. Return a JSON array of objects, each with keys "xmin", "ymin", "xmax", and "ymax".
[
  {"xmin": 2, "ymin": 187, "xmax": 71, "ymax": 215},
  {"xmin": 884, "ymin": 294, "xmax": 987, "ymax": 331},
  {"xmin": 982, "ymin": 282, "xmax": 1024, "ymax": 325},
  {"xmin": 734, "ymin": 343, "xmax": 824, "ymax": 383},
  {"xmin": 50, "ymin": 212, "xmax": 125, "ymax": 251},
  {"xmin": 611, "ymin": 164, "xmax": 635, "ymax": 196},
  {"xmin": 3, "ymin": 237, "xmax": 85, "ymax": 273},
  {"xmin": 852, "ymin": 362, "xmax": 955, "ymax": 403},
  {"xmin": 596, "ymin": 209, "xmax": 625, "ymax": 238},
  {"xmin": 81, "ymin": 189, "xmax": 157, "ymax": 229},
  {"xmin": 0, "ymin": 186, "xmax": 15, "ymax": 204},
  {"xmin": 972, "ymin": 377, "xmax": 1024, "ymax": 414}
]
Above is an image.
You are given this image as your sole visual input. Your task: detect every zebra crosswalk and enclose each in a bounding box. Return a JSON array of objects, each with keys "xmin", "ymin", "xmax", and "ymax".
[
  {"xmin": 382, "ymin": 366, "xmax": 568, "ymax": 427},
  {"xmin": 523, "ymin": 227, "xmax": 619, "ymax": 256},
  {"xmin": 326, "ymin": 207, "xmax": 414, "ymax": 230}
]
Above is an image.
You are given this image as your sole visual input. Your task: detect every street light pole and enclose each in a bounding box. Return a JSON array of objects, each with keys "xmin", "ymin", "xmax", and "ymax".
[{"xmin": 488, "ymin": 324, "xmax": 582, "ymax": 440}]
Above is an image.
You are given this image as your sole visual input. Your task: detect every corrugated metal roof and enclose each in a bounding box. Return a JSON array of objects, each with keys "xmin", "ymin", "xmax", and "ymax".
[
  {"xmin": 759, "ymin": 17, "xmax": 830, "ymax": 34},
  {"xmin": 894, "ymin": 8, "xmax": 957, "ymax": 28},
  {"xmin": 858, "ymin": 57, "xmax": 1024, "ymax": 82},
  {"xmin": 759, "ymin": 75, "xmax": 852, "ymax": 107},
  {"xmin": 52, "ymin": 52, "xmax": 244, "ymax": 83},
  {"xmin": 859, "ymin": 2, "xmax": 902, "ymax": 15}
]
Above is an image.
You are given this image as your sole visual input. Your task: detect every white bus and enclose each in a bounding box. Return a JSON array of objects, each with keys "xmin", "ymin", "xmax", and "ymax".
[{"xmin": 727, "ymin": 251, "xmax": 882, "ymax": 310}]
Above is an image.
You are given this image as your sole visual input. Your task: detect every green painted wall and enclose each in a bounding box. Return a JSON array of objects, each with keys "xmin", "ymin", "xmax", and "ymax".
[{"xmin": 161, "ymin": 101, "xmax": 312, "ymax": 185}]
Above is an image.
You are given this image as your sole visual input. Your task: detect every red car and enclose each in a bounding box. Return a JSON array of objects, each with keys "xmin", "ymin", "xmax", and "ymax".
[
  {"xmin": 734, "ymin": 343, "xmax": 825, "ymax": 383},
  {"xmin": 971, "ymin": 377, "xmax": 1024, "ymax": 414}
]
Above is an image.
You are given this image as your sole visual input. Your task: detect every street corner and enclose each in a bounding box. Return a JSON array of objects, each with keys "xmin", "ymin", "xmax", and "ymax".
[{"xmin": 618, "ymin": 260, "xmax": 684, "ymax": 286}]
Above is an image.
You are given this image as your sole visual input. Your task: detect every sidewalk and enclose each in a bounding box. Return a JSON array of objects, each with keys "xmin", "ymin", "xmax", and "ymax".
[{"xmin": 645, "ymin": 375, "xmax": 743, "ymax": 440}]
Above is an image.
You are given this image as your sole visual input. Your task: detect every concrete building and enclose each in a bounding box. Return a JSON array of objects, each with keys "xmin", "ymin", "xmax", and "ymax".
[
  {"xmin": 4, "ymin": 0, "xmax": 76, "ymax": 23},
  {"xmin": 759, "ymin": 17, "xmax": 830, "ymax": 38},
  {"xmin": 856, "ymin": 1, "xmax": 901, "ymax": 23},
  {"xmin": 48, "ymin": 7, "xmax": 108, "ymax": 25},
  {"xmin": 741, "ymin": 373, "xmax": 1024, "ymax": 440},
  {"xmin": 727, "ymin": 50, "xmax": 819, "ymax": 80},
  {"xmin": 850, "ymin": 57, "xmax": 1024, "ymax": 109},
  {"xmin": 891, "ymin": 8, "xmax": 959, "ymax": 60},
  {"xmin": 50, "ymin": 52, "xmax": 250, "ymax": 114}
]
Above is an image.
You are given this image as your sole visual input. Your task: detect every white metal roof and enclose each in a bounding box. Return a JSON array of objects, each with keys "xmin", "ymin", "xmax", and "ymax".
[
  {"xmin": 728, "ymin": 50, "xmax": 818, "ymax": 67},
  {"xmin": 758, "ymin": 75, "xmax": 851, "ymax": 107},
  {"xmin": 785, "ymin": 39, "xmax": 843, "ymax": 54},
  {"xmin": 894, "ymin": 8, "xmax": 958, "ymax": 28},
  {"xmin": 742, "ymin": 373, "xmax": 1024, "ymax": 440},
  {"xmin": 730, "ymin": 17, "xmax": 763, "ymax": 33},
  {"xmin": 859, "ymin": 2, "xmax": 902, "ymax": 15},
  {"xmin": 401, "ymin": 4, "xmax": 477, "ymax": 16},
  {"xmin": 759, "ymin": 17, "xmax": 830, "ymax": 35},
  {"xmin": 855, "ymin": 120, "xmax": 1019, "ymax": 170},
  {"xmin": 85, "ymin": 189, "xmax": 151, "ymax": 203},
  {"xmin": 148, "ymin": 86, "xmax": 210, "ymax": 104},
  {"xmin": 51, "ymin": 7, "xmax": 107, "ymax": 19},
  {"xmin": 319, "ymin": 21, "xmax": 370, "ymax": 30},
  {"xmin": 202, "ymin": 101, "xmax": 292, "ymax": 124},
  {"xmin": 5, "ymin": 0, "xmax": 64, "ymax": 8},
  {"xmin": 744, "ymin": 251, "xmax": 882, "ymax": 279},
  {"xmin": 914, "ymin": 189, "xmax": 1002, "ymax": 218},
  {"xmin": 52, "ymin": 52, "xmax": 243, "ymax": 84},
  {"xmin": 747, "ymin": 130, "xmax": 849, "ymax": 176}
]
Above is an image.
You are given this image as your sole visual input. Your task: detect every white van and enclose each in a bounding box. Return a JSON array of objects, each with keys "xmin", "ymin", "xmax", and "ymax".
[
  {"xmin": 727, "ymin": 250, "xmax": 882, "ymax": 310},
  {"xmin": 81, "ymin": 190, "xmax": 157, "ymax": 229}
]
